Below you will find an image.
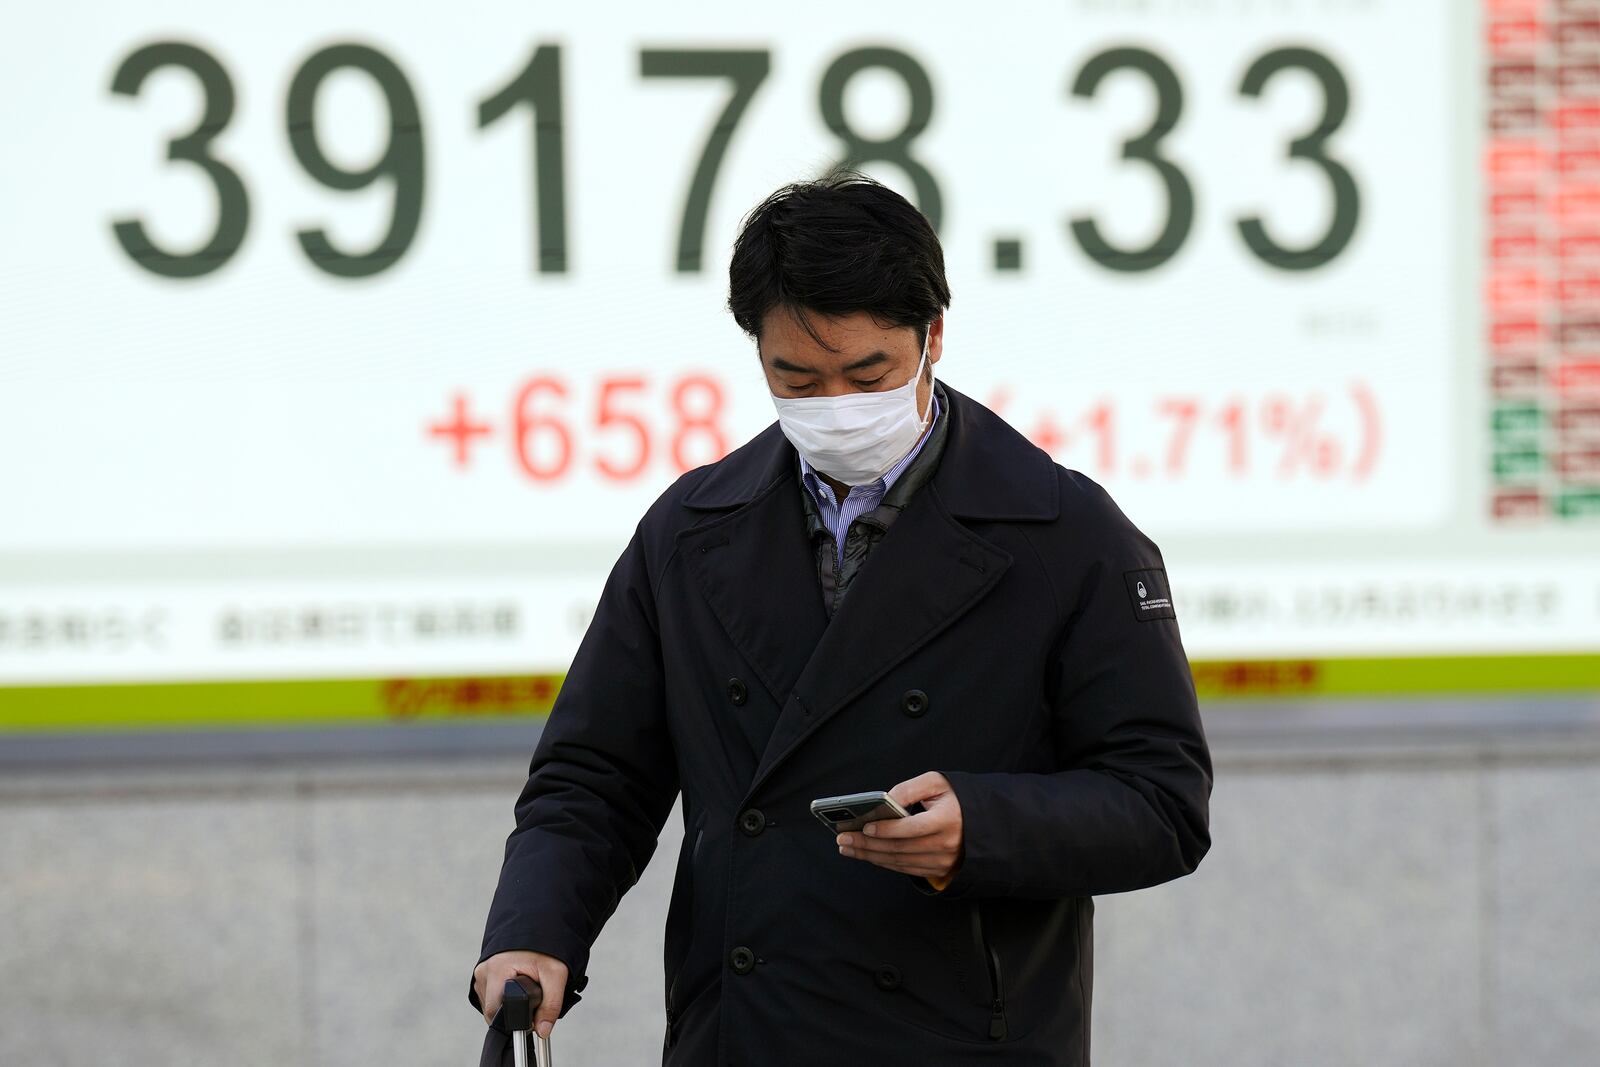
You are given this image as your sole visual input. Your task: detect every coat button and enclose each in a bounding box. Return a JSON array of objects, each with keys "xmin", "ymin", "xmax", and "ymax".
[
  {"xmin": 900, "ymin": 689, "xmax": 929, "ymax": 717},
  {"xmin": 738, "ymin": 808, "xmax": 766, "ymax": 837},
  {"xmin": 874, "ymin": 964, "xmax": 902, "ymax": 991},
  {"xmin": 728, "ymin": 677, "xmax": 748, "ymax": 706},
  {"xmin": 729, "ymin": 946, "xmax": 756, "ymax": 975}
]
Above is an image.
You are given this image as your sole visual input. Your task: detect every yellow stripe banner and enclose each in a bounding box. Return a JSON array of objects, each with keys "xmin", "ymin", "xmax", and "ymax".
[
  {"xmin": 1189, "ymin": 653, "xmax": 1600, "ymax": 699},
  {"xmin": 0, "ymin": 674, "xmax": 564, "ymax": 733},
  {"xmin": 0, "ymin": 655, "xmax": 1596, "ymax": 734}
]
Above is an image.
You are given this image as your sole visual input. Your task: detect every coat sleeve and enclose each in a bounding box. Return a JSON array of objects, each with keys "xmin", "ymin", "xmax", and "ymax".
[
  {"xmin": 466, "ymin": 518, "xmax": 679, "ymax": 1018},
  {"xmin": 934, "ymin": 480, "xmax": 1213, "ymax": 900}
]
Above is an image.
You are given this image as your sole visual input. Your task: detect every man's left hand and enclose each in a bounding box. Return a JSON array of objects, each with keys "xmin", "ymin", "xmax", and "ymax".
[{"xmin": 836, "ymin": 771, "xmax": 964, "ymax": 881}]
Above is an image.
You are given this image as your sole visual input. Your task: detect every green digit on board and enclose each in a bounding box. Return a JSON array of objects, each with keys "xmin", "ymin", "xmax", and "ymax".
[
  {"xmin": 286, "ymin": 43, "xmax": 425, "ymax": 278},
  {"xmin": 1237, "ymin": 47, "xmax": 1360, "ymax": 271},
  {"xmin": 1068, "ymin": 47, "xmax": 1193, "ymax": 273},
  {"xmin": 109, "ymin": 41, "xmax": 250, "ymax": 278},
  {"xmin": 817, "ymin": 47, "xmax": 942, "ymax": 233},
  {"xmin": 640, "ymin": 49, "xmax": 771, "ymax": 272},
  {"xmin": 479, "ymin": 44, "xmax": 568, "ymax": 273}
]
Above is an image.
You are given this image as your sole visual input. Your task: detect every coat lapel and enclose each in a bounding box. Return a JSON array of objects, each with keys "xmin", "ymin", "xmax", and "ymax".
[
  {"xmin": 745, "ymin": 481, "xmax": 1012, "ymax": 798},
  {"xmin": 678, "ymin": 426, "xmax": 828, "ymax": 759},
  {"xmin": 675, "ymin": 382, "xmax": 1059, "ymax": 796}
]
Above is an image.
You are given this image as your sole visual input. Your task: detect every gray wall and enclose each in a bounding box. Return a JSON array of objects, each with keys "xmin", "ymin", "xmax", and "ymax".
[{"xmin": 2, "ymin": 704, "xmax": 1596, "ymax": 1066}]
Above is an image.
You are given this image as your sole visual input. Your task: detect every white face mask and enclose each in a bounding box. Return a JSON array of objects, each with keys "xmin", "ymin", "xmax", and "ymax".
[{"xmin": 769, "ymin": 329, "xmax": 935, "ymax": 485}]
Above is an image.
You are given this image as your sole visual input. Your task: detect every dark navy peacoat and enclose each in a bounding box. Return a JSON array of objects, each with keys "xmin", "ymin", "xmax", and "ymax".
[{"xmin": 471, "ymin": 380, "xmax": 1213, "ymax": 1065}]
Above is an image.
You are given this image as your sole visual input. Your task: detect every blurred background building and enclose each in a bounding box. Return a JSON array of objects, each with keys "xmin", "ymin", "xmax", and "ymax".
[{"xmin": 2, "ymin": 1, "xmax": 1597, "ymax": 1063}]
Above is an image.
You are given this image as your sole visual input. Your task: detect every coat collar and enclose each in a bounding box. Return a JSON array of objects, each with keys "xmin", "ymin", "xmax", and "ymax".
[
  {"xmin": 681, "ymin": 380, "xmax": 1058, "ymax": 522},
  {"xmin": 674, "ymin": 379, "xmax": 1058, "ymax": 800}
]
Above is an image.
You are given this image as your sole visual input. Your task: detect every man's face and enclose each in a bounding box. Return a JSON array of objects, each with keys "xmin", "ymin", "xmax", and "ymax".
[{"xmin": 757, "ymin": 308, "xmax": 943, "ymax": 422}]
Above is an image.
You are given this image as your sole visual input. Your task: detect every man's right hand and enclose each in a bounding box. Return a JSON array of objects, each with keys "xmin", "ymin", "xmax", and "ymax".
[{"xmin": 473, "ymin": 950, "xmax": 569, "ymax": 1039}]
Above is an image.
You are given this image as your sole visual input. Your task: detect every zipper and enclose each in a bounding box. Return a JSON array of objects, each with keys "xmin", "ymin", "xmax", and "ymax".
[
  {"xmin": 825, "ymin": 533, "xmax": 842, "ymax": 615},
  {"xmin": 973, "ymin": 903, "xmax": 1008, "ymax": 1040}
]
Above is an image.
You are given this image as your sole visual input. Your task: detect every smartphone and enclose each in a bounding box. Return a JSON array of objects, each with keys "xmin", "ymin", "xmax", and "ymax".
[{"xmin": 810, "ymin": 790, "xmax": 913, "ymax": 833}]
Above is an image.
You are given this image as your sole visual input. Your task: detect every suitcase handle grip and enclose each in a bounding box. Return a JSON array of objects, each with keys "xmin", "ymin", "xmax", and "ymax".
[
  {"xmin": 491, "ymin": 976, "xmax": 552, "ymax": 1067},
  {"xmin": 493, "ymin": 975, "xmax": 544, "ymax": 1033},
  {"xmin": 486, "ymin": 979, "xmax": 556, "ymax": 1067}
]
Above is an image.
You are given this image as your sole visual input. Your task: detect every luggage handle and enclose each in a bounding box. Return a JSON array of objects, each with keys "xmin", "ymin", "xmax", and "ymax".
[{"xmin": 491, "ymin": 975, "xmax": 553, "ymax": 1067}]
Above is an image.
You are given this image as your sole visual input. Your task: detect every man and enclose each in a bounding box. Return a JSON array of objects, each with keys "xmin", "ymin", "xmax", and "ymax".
[{"xmin": 470, "ymin": 170, "xmax": 1212, "ymax": 1065}]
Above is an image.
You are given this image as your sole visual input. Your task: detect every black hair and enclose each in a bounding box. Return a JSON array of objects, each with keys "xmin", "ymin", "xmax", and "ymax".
[{"xmin": 726, "ymin": 167, "xmax": 951, "ymax": 352}]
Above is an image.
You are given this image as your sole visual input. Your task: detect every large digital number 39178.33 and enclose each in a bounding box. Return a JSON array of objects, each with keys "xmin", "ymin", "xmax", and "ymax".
[{"xmin": 108, "ymin": 40, "xmax": 1357, "ymax": 280}]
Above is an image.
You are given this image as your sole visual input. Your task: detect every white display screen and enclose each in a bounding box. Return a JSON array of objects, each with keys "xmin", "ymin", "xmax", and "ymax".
[{"xmin": 3, "ymin": 0, "xmax": 1597, "ymax": 731}]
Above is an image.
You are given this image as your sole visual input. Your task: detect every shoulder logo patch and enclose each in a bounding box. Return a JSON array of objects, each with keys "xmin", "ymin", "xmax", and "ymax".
[{"xmin": 1123, "ymin": 567, "xmax": 1176, "ymax": 621}]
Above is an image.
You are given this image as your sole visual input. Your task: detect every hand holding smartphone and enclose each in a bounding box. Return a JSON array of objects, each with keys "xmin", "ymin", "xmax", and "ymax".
[{"xmin": 809, "ymin": 790, "xmax": 922, "ymax": 833}]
